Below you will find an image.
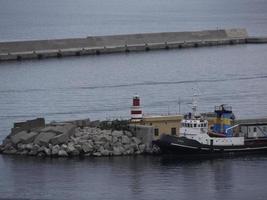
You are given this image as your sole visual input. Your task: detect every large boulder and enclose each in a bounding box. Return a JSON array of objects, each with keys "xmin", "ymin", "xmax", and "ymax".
[
  {"xmin": 18, "ymin": 150, "xmax": 28, "ymax": 155},
  {"xmin": 44, "ymin": 147, "xmax": 51, "ymax": 156},
  {"xmin": 124, "ymin": 131, "xmax": 133, "ymax": 137},
  {"xmin": 67, "ymin": 143, "xmax": 80, "ymax": 156},
  {"xmin": 41, "ymin": 124, "xmax": 75, "ymax": 136},
  {"xmin": 121, "ymin": 135, "xmax": 130, "ymax": 144},
  {"xmin": 100, "ymin": 149, "xmax": 110, "ymax": 156},
  {"xmin": 3, "ymin": 146, "xmax": 17, "ymax": 155},
  {"xmin": 11, "ymin": 131, "xmax": 39, "ymax": 144},
  {"xmin": 139, "ymin": 144, "xmax": 146, "ymax": 153},
  {"xmin": 25, "ymin": 143, "xmax": 34, "ymax": 150},
  {"xmin": 111, "ymin": 130, "xmax": 123, "ymax": 138},
  {"xmin": 1, "ymin": 140, "xmax": 13, "ymax": 152},
  {"xmin": 81, "ymin": 142, "xmax": 93, "ymax": 153},
  {"xmin": 61, "ymin": 144, "xmax": 68, "ymax": 151},
  {"xmin": 112, "ymin": 136, "xmax": 118, "ymax": 144},
  {"xmin": 34, "ymin": 132, "xmax": 57, "ymax": 146},
  {"xmin": 98, "ymin": 133, "xmax": 112, "ymax": 143},
  {"xmin": 113, "ymin": 146, "xmax": 124, "ymax": 156},
  {"xmin": 58, "ymin": 150, "xmax": 68, "ymax": 157},
  {"xmin": 103, "ymin": 142, "xmax": 112, "ymax": 151},
  {"xmin": 52, "ymin": 145, "xmax": 60, "ymax": 155},
  {"xmin": 50, "ymin": 133, "xmax": 69, "ymax": 145},
  {"xmin": 28, "ymin": 149, "xmax": 38, "ymax": 156},
  {"xmin": 130, "ymin": 142, "xmax": 139, "ymax": 151},
  {"xmin": 93, "ymin": 152, "xmax": 102, "ymax": 157},
  {"xmin": 11, "ymin": 118, "xmax": 45, "ymax": 136},
  {"xmin": 132, "ymin": 137, "xmax": 141, "ymax": 145},
  {"xmin": 74, "ymin": 129, "xmax": 83, "ymax": 138}
]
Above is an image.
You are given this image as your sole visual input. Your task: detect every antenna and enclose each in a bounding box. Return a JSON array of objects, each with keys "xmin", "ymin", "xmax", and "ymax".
[
  {"xmin": 178, "ymin": 97, "xmax": 181, "ymax": 114},
  {"xmin": 191, "ymin": 87, "xmax": 200, "ymax": 117},
  {"xmin": 192, "ymin": 93, "xmax": 198, "ymax": 117}
]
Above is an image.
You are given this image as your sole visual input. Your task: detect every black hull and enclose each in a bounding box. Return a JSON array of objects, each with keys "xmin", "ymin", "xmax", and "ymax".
[{"xmin": 153, "ymin": 134, "xmax": 267, "ymax": 156}]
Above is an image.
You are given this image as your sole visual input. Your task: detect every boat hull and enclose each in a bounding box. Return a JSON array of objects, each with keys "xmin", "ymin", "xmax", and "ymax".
[{"xmin": 153, "ymin": 134, "xmax": 267, "ymax": 156}]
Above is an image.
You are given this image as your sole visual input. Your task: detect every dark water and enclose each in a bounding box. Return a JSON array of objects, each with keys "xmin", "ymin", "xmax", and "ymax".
[
  {"xmin": 1, "ymin": 155, "xmax": 267, "ymax": 200},
  {"xmin": 1, "ymin": 0, "xmax": 267, "ymax": 199}
]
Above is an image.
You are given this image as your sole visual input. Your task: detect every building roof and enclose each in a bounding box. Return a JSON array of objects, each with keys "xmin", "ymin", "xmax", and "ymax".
[
  {"xmin": 236, "ymin": 117, "xmax": 267, "ymax": 126},
  {"xmin": 140, "ymin": 114, "xmax": 183, "ymax": 122}
]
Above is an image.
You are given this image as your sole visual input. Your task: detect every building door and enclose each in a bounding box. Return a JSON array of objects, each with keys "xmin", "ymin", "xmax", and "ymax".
[{"xmin": 171, "ymin": 127, "xmax": 176, "ymax": 135}]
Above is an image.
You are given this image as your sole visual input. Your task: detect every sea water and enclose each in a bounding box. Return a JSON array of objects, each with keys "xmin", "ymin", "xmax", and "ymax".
[{"xmin": 0, "ymin": 0, "xmax": 267, "ymax": 199}]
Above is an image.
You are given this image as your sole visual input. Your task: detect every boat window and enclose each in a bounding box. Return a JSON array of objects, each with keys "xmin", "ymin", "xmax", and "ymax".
[
  {"xmin": 198, "ymin": 124, "xmax": 201, "ymax": 127},
  {"xmin": 194, "ymin": 124, "xmax": 197, "ymax": 127},
  {"xmin": 190, "ymin": 124, "xmax": 193, "ymax": 128},
  {"xmin": 154, "ymin": 128, "xmax": 159, "ymax": 136},
  {"xmin": 254, "ymin": 127, "xmax": 257, "ymax": 132},
  {"xmin": 201, "ymin": 123, "xmax": 203, "ymax": 127}
]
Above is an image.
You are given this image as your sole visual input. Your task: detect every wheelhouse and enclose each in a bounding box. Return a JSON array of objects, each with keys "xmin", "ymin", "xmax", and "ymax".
[{"xmin": 181, "ymin": 119, "xmax": 208, "ymax": 128}]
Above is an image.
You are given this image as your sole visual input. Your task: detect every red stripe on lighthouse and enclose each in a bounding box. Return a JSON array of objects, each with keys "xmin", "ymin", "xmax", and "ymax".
[
  {"xmin": 133, "ymin": 98, "xmax": 140, "ymax": 106},
  {"xmin": 131, "ymin": 110, "xmax": 142, "ymax": 115}
]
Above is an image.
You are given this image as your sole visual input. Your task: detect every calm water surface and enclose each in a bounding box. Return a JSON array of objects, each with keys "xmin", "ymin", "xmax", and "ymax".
[
  {"xmin": 0, "ymin": 155, "xmax": 267, "ymax": 200},
  {"xmin": 1, "ymin": 0, "xmax": 267, "ymax": 199},
  {"xmin": 1, "ymin": 0, "xmax": 267, "ymax": 41}
]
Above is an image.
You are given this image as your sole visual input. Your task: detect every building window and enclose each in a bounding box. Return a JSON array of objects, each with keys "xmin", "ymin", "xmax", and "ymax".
[
  {"xmin": 154, "ymin": 128, "xmax": 159, "ymax": 136},
  {"xmin": 171, "ymin": 128, "xmax": 176, "ymax": 135},
  {"xmin": 150, "ymin": 123, "xmax": 152, "ymax": 126}
]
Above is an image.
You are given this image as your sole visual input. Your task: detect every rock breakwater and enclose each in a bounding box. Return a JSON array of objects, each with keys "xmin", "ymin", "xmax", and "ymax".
[{"xmin": 0, "ymin": 118, "xmax": 154, "ymax": 157}]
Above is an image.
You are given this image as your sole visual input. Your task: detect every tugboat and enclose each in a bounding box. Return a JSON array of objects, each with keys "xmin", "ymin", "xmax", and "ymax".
[{"xmin": 153, "ymin": 94, "xmax": 267, "ymax": 156}]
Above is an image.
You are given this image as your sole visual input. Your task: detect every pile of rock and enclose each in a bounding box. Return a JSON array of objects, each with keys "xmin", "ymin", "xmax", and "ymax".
[{"xmin": 0, "ymin": 118, "xmax": 150, "ymax": 157}]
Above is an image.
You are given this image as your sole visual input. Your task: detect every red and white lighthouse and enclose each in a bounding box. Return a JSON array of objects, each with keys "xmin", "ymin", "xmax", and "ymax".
[{"xmin": 131, "ymin": 94, "xmax": 143, "ymax": 120}]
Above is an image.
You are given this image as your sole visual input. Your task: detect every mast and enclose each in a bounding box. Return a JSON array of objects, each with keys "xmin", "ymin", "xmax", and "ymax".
[{"xmin": 192, "ymin": 93, "xmax": 198, "ymax": 117}]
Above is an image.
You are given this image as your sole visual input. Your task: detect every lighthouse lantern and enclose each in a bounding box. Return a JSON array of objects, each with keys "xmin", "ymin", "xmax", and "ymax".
[{"xmin": 131, "ymin": 95, "xmax": 143, "ymax": 120}]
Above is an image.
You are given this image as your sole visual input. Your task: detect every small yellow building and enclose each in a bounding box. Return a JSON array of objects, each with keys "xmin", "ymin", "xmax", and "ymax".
[
  {"xmin": 129, "ymin": 113, "xmax": 221, "ymax": 140},
  {"xmin": 130, "ymin": 115, "xmax": 183, "ymax": 140}
]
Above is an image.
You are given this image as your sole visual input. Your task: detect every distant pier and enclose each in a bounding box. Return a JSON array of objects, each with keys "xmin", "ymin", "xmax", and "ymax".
[{"xmin": 0, "ymin": 28, "xmax": 266, "ymax": 62}]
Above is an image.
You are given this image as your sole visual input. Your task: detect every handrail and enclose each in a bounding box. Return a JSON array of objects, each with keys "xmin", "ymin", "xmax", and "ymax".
[{"xmin": 225, "ymin": 124, "xmax": 240, "ymax": 135}]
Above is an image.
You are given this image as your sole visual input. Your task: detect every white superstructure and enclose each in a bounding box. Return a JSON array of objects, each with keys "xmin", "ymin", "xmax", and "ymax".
[{"xmin": 180, "ymin": 94, "xmax": 244, "ymax": 146}]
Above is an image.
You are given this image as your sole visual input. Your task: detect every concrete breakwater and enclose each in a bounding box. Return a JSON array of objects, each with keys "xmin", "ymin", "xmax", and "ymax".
[
  {"xmin": 1, "ymin": 28, "xmax": 266, "ymax": 62},
  {"xmin": 0, "ymin": 118, "xmax": 155, "ymax": 157}
]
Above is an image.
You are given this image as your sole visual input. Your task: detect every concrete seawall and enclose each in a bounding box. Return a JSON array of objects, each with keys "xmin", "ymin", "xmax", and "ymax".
[{"xmin": 0, "ymin": 28, "xmax": 266, "ymax": 62}]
